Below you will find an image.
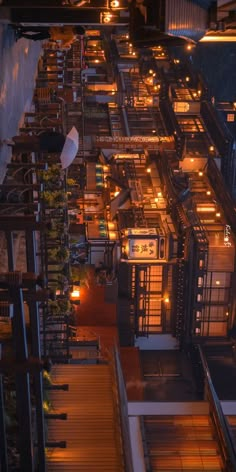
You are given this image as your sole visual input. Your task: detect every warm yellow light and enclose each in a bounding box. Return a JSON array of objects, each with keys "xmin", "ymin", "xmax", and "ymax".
[
  {"xmin": 157, "ymin": 191, "xmax": 162, "ymax": 197},
  {"xmin": 149, "ymin": 69, "xmax": 153, "ymax": 74},
  {"xmin": 154, "ymin": 197, "xmax": 159, "ymax": 202},
  {"xmin": 164, "ymin": 297, "xmax": 169, "ymax": 304},
  {"xmin": 110, "ymin": 0, "xmax": 119, "ymax": 7},
  {"xmin": 206, "ymin": 190, "xmax": 211, "ymax": 195},
  {"xmin": 200, "ymin": 35, "xmax": 236, "ymax": 42},
  {"xmin": 114, "ymin": 190, "xmax": 120, "ymax": 196},
  {"xmin": 209, "ymin": 145, "xmax": 214, "ymax": 152},
  {"xmin": 187, "ymin": 44, "xmax": 192, "ymax": 50},
  {"xmin": 108, "ymin": 222, "xmax": 115, "ymax": 229},
  {"xmin": 109, "ymin": 231, "xmax": 117, "ymax": 239},
  {"xmin": 152, "ymin": 129, "xmax": 156, "ymax": 133},
  {"xmin": 43, "ymin": 401, "xmax": 50, "ymax": 413},
  {"xmin": 224, "ymin": 236, "xmax": 229, "ymax": 242},
  {"xmin": 185, "ymin": 76, "xmax": 190, "ymax": 82},
  {"xmin": 103, "ymin": 14, "xmax": 112, "ymax": 22},
  {"xmin": 146, "ymin": 168, "xmax": 151, "ymax": 173},
  {"xmin": 152, "ymin": 72, "xmax": 156, "ymax": 77},
  {"xmin": 198, "ymin": 171, "xmax": 203, "ymax": 176},
  {"xmin": 215, "ymin": 280, "xmax": 220, "ymax": 285},
  {"xmin": 197, "ymin": 90, "xmax": 201, "ymax": 95},
  {"xmin": 71, "ymin": 290, "xmax": 80, "ymax": 298},
  {"xmin": 193, "ymin": 92, "xmax": 197, "ymax": 97},
  {"xmin": 216, "ymin": 212, "xmax": 221, "ymax": 217},
  {"xmin": 95, "ymin": 59, "xmax": 100, "ymax": 63},
  {"xmin": 197, "ymin": 206, "xmax": 216, "ymax": 212},
  {"xmin": 190, "ymin": 158, "xmax": 194, "ymax": 162},
  {"xmin": 129, "ymin": 43, "xmax": 132, "ymax": 47}
]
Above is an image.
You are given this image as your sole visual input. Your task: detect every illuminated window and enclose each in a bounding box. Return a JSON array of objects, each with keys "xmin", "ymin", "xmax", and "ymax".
[
  {"xmin": 198, "ymin": 277, "xmax": 203, "ymax": 287},
  {"xmin": 227, "ymin": 113, "xmax": 235, "ymax": 122},
  {"xmin": 173, "ymin": 102, "xmax": 190, "ymax": 113}
]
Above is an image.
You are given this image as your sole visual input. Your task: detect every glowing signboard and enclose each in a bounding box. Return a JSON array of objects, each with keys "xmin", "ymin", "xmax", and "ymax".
[{"xmin": 128, "ymin": 239, "xmax": 158, "ymax": 259}]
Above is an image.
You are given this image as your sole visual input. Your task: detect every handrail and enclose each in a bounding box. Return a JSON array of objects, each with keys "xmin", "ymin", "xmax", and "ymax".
[
  {"xmin": 197, "ymin": 345, "xmax": 236, "ymax": 471},
  {"xmin": 111, "ymin": 347, "xmax": 134, "ymax": 472}
]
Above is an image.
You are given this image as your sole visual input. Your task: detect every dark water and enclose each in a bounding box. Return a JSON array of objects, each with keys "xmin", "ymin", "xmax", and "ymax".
[{"xmin": 193, "ymin": 43, "xmax": 236, "ymax": 101}]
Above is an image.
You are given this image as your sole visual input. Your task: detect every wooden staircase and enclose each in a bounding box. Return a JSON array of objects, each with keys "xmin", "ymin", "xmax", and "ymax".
[
  {"xmin": 46, "ymin": 363, "xmax": 125, "ymax": 471},
  {"xmin": 144, "ymin": 414, "xmax": 223, "ymax": 471}
]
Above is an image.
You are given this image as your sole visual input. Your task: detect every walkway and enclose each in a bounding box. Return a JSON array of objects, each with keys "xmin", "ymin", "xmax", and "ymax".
[{"xmin": 0, "ymin": 24, "xmax": 42, "ymax": 183}]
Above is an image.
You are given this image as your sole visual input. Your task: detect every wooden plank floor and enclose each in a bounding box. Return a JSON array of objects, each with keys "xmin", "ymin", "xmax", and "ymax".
[{"xmin": 46, "ymin": 364, "xmax": 125, "ymax": 471}]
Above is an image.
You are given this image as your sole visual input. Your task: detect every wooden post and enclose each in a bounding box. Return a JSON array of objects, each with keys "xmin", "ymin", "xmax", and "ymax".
[{"xmin": 44, "ymin": 413, "xmax": 67, "ymax": 420}]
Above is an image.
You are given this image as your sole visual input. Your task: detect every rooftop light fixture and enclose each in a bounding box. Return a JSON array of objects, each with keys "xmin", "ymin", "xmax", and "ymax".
[{"xmin": 110, "ymin": 0, "xmax": 120, "ymax": 7}]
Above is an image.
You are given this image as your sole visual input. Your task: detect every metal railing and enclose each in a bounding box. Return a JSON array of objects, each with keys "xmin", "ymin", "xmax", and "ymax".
[{"xmin": 198, "ymin": 344, "xmax": 236, "ymax": 472}]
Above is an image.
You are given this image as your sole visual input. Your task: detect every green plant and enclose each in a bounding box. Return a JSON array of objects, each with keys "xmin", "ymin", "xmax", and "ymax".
[
  {"xmin": 38, "ymin": 164, "xmax": 61, "ymax": 182},
  {"xmin": 48, "ymin": 298, "xmax": 72, "ymax": 315},
  {"xmin": 71, "ymin": 265, "xmax": 91, "ymax": 289},
  {"xmin": 48, "ymin": 247, "xmax": 70, "ymax": 262},
  {"xmin": 41, "ymin": 190, "xmax": 67, "ymax": 208},
  {"xmin": 43, "ymin": 370, "xmax": 52, "ymax": 388},
  {"xmin": 66, "ymin": 178, "xmax": 77, "ymax": 187}
]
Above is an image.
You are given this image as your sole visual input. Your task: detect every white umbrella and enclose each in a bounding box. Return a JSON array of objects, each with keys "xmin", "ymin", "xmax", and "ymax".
[{"xmin": 60, "ymin": 126, "xmax": 79, "ymax": 169}]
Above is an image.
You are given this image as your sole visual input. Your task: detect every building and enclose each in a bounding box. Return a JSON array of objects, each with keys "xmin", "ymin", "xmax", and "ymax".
[
  {"xmin": 1, "ymin": 19, "xmax": 236, "ymax": 472},
  {"xmin": 63, "ymin": 27, "xmax": 236, "ymax": 469}
]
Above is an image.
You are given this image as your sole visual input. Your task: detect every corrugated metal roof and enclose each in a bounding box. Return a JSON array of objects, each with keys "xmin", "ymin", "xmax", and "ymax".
[{"xmin": 46, "ymin": 363, "xmax": 126, "ymax": 471}]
